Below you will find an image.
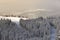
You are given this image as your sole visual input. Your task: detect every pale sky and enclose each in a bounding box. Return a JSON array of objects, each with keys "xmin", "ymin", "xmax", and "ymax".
[
  {"xmin": 0, "ymin": 0, "xmax": 44, "ymax": 10},
  {"xmin": 0, "ymin": 0, "xmax": 59, "ymax": 16},
  {"xmin": 0, "ymin": 0, "xmax": 57, "ymax": 10}
]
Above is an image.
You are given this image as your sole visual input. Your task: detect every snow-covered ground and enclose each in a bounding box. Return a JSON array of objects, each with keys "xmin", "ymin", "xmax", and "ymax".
[{"xmin": 0, "ymin": 16, "xmax": 28, "ymax": 25}]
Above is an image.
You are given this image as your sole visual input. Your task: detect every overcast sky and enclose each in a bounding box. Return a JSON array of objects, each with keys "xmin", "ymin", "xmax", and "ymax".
[{"xmin": 0, "ymin": 0, "xmax": 59, "ymax": 15}]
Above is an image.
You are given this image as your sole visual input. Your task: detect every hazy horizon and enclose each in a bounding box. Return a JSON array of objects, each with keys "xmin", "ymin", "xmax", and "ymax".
[{"xmin": 0, "ymin": 0, "xmax": 59, "ymax": 17}]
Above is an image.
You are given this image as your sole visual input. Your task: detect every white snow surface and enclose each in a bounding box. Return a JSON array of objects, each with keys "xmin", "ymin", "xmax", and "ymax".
[{"xmin": 0, "ymin": 16, "xmax": 28, "ymax": 25}]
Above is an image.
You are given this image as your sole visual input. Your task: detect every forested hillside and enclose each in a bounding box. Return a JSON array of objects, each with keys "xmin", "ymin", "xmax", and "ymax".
[{"xmin": 0, "ymin": 17, "xmax": 59, "ymax": 40}]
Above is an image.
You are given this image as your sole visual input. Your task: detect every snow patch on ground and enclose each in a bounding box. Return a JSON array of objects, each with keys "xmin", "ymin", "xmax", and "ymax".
[{"xmin": 0, "ymin": 16, "xmax": 28, "ymax": 25}]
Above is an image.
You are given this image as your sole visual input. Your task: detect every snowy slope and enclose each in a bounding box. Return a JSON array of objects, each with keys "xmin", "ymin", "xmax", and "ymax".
[{"xmin": 0, "ymin": 16, "xmax": 28, "ymax": 25}]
